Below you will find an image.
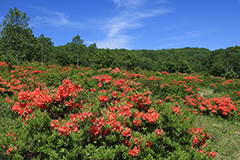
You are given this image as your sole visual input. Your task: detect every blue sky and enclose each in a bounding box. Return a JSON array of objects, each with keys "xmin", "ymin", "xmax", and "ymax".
[{"xmin": 1, "ymin": 0, "xmax": 240, "ymax": 50}]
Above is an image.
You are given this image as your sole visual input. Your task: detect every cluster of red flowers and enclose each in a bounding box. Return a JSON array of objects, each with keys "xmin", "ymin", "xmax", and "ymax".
[
  {"xmin": 60, "ymin": 66, "xmax": 72, "ymax": 73},
  {"xmin": 171, "ymin": 102, "xmax": 183, "ymax": 116},
  {"xmin": 51, "ymin": 119, "xmax": 79, "ymax": 136},
  {"xmin": 184, "ymin": 94, "xmax": 240, "ymax": 116},
  {"xmin": 161, "ymin": 71, "xmax": 171, "ymax": 75},
  {"xmin": 189, "ymin": 127, "xmax": 216, "ymax": 158},
  {"xmin": 0, "ymin": 61, "xmax": 8, "ymax": 67},
  {"xmin": 129, "ymin": 146, "xmax": 140, "ymax": 157},
  {"xmin": 111, "ymin": 67, "xmax": 121, "ymax": 74},
  {"xmin": 9, "ymin": 79, "xmax": 83, "ymax": 117},
  {"xmin": 92, "ymin": 74, "xmax": 112, "ymax": 84},
  {"xmin": 29, "ymin": 70, "xmax": 42, "ymax": 75},
  {"xmin": 127, "ymin": 93, "xmax": 151, "ymax": 109},
  {"xmin": 2, "ymin": 132, "xmax": 17, "ymax": 156},
  {"xmin": 210, "ymin": 83, "xmax": 216, "ymax": 88},
  {"xmin": 189, "ymin": 127, "xmax": 210, "ymax": 148},
  {"xmin": 98, "ymin": 95, "xmax": 109, "ymax": 103}
]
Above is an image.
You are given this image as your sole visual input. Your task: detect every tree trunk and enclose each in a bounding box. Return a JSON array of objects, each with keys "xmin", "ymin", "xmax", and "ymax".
[
  {"xmin": 41, "ymin": 42, "xmax": 43, "ymax": 67},
  {"xmin": 15, "ymin": 44, "xmax": 18, "ymax": 66},
  {"xmin": 77, "ymin": 54, "xmax": 79, "ymax": 69},
  {"xmin": 16, "ymin": 53, "xmax": 19, "ymax": 66}
]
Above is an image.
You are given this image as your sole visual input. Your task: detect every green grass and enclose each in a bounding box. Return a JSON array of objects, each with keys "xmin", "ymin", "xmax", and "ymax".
[
  {"xmin": 194, "ymin": 87, "xmax": 240, "ymax": 159},
  {"xmin": 192, "ymin": 114, "xmax": 240, "ymax": 160},
  {"xmin": 0, "ymin": 100, "xmax": 18, "ymax": 133}
]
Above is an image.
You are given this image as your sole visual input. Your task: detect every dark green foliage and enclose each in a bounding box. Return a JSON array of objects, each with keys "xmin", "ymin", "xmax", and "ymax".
[
  {"xmin": 0, "ymin": 7, "xmax": 34, "ymax": 65},
  {"xmin": 92, "ymin": 49, "xmax": 118, "ymax": 69}
]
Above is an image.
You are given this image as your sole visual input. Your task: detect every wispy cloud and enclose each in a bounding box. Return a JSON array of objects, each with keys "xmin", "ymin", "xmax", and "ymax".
[
  {"xmin": 96, "ymin": 0, "xmax": 172, "ymax": 49},
  {"xmin": 29, "ymin": 6, "xmax": 84, "ymax": 28},
  {"xmin": 162, "ymin": 22, "xmax": 189, "ymax": 31},
  {"xmin": 97, "ymin": 35, "xmax": 133, "ymax": 49},
  {"xmin": 160, "ymin": 31, "xmax": 207, "ymax": 42},
  {"xmin": 112, "ymin": 0, "xmax": 147, "ymax": 8},
  {"xmin": 238, "ymin": 0, "xmax": 240, "ymax": 4}
]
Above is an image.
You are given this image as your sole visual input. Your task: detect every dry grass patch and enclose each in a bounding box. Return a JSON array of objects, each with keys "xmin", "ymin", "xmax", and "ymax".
[{"xmin": 198, "ymin": 88, "xmax": 214, "ymax": 97}]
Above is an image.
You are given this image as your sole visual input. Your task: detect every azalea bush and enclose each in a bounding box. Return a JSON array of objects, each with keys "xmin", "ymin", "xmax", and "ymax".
[
  {"xmin": 3, "ymin": 61, "xmax": 240, "ymax": 159},
  {"xmin": 183, "ymin": 93, "xmax": 240, "ymax": 121}
]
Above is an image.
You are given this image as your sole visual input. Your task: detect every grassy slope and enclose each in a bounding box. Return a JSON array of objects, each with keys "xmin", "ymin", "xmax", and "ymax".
[
  {"xmin": 193, "ymin": 114, "xmax": 240, "ymax": 159},
  {"xmin": 193, "ymin": 88, "xmax": 240, "ymax": 160}
]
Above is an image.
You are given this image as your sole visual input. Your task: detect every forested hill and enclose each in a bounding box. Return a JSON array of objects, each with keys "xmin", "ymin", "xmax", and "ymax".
[
  {"xmin": 0, "ymin": 7, "xmax": 240, "ymax": 79},
  {"xmin": 52, "ymin": 45, "xmax": 240, "ymax": 79}
]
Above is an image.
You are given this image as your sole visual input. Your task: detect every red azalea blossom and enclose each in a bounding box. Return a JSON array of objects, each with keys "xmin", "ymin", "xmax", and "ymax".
[
  {"xmin": 111, "ymin": 91, "xmax": 118, "ymax": 98},
  {"xmin": 98, "ymin": 95, "xmax": 109, "ymax": 103},
  {"xmin": 155, "ymin": 128, "xmax": 163, "ymax": 136},
  {"xmin": 129, "ymin": 146, "xmax": 140, "ymax": 157},
  {"xmin": 145, "ymin": 140, "xmax": 152, "ymax": 147},
  {"xmin": 122, "ymin": 127, "xmax": 132, "ymax": 137},
  {"xmin": 208, "ymin": 151, "xmax": 216, "ymax": 158}
]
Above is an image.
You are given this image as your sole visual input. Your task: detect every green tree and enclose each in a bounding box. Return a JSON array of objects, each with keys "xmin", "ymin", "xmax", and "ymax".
[
  {"xmin": 122, "ymin": 52, "xmax": 138, "ymax": 70},
  {"xmin": 224, "ymin": 70, "xmax": 237, "ymax": 79},
  {"xmin": 36, "ymin": 34, "xmax": 54, "ymax": 66},
  {"xmin": 0, "ymin": 36, "xmax": 4, "ymax": 60},
  {"xmin": 92, "ymin": 49, "xmax": 117, "ymax": 69},
  {"xmin": 0, "ymin": 7, "xmax": 34, "ymax": 65},
  {"xmin": 211, "ymin": 63, "xmax": 226, "ymax": 77},
  {"xmin": 179, "ymin": 59, "xmax": 192, "ymax": 73},
  {"xmin": 66, "ymin": 35, "xmax": 85, "ymax": 68},
  {"xmin": 87, "ymin": 43, "xmax": 97, "ymax": 67}
]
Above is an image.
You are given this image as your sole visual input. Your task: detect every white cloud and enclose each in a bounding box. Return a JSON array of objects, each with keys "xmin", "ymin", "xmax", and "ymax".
[
  {"xmin": 159, "ymin": 31, "xmax": 207, "ymax": 42},
  {"xmin": 29, "ymin": 6, "xmax": 84, "ymax": 28},
  {"xmin": 156, "ymin": 0, "xmax": 167, "ymax": 4},
  {"xmin": 112, "ymin": 0, "xmax": 146, "ymax": 8},
  {"xmin": 97, "ymin": 35, "xmax": 132, "ymax": 49},
  {"xmin": 162, "ymin": 22, "xmax": 189, "ymax": 31},
  {"xmin": 96, "ymin": 0, "xmax": 172, "ymax": 49}
]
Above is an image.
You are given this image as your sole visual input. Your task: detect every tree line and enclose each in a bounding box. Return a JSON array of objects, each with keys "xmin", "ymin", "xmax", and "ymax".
[{"xmin": 0, "ymin": 7, "xmax": 240, "ymax": 78}]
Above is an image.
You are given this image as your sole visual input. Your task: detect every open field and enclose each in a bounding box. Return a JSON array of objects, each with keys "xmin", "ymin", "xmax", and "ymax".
[{"xmin": 0, "ymin": 62, "xmax": 240, "ymax": 159}]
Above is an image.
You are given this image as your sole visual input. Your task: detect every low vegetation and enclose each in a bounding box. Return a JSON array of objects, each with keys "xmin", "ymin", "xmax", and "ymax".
[{"xmin": 0, "ymin": 61, "xmax": 239, "ymax": 159}]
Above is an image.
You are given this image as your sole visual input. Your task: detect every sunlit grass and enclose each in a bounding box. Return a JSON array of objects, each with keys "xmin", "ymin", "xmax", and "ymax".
[
  {"xmin": 193, "ymin": 88, "xmax": 240, "ymax": 159},
  {"xmin": 0, "ymin": 100, "xmax": 18, "ymax": 133},
  {"xmin": 192, "ymin": 113, "xmax": 240, "ymax": 159}
]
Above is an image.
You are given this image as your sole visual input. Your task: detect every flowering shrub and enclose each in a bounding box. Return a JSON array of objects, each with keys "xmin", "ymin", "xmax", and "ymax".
[
  {"xmin": 184, "ymin": 94, "xmax": 240, "ymax": 120},
  {"xmin": 0, "ymin": 61, "xmax": 225, "ymax": 159}
]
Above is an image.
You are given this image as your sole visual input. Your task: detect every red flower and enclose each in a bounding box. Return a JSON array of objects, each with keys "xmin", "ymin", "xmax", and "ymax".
[
  {"xmin": 129, "ymin": 146, "xmax": 140, "ymax": 157},
  {"xmin": 155, "ymin": 128, "xmax": 163, "ymax": 136},
  {"xmin": 98, "ymin": 82, "xmax": 102, "ymax": 88},
  {"xmin": 145, "ymin": 140, "xmax": 152, "ymax": 147},
  {"xmin": 111, "ymin": 91, "xmax": 118, "ymax": 98},
  {"xmin": 98, "ymin": 95, "xmax": 109, "ymax": 103},
  {"xmin": 133, "ymin": 118, "xmax": 142, "ymax": 126},
  {"xmin": 208, "ymin": 151, "xmax": 216, "ymax": 158},
  {"xmin": 172, "ymin": 106, "xmax": 181, "ymax": 115},
  {"xmin": 51, "ymin": 120, "xmax": 60, "ymax": 130},
  {"xmin": 58, "ymin": 125, "xmax": 71, "ymax": 137},
  {"xmin": 122, "ymin": 127, "xmax": 132, "ymax": 137},
  {"xmin": 125, "ymin": 140, "xmax": 131, "ymax": 147}
]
